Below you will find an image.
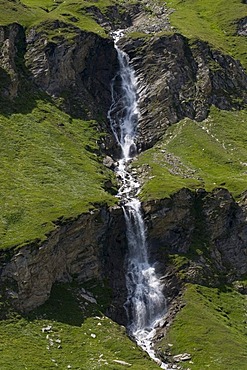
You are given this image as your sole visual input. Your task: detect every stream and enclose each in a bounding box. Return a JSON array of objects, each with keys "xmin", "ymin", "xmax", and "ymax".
[{"xmin": 108, "ymin": 31, "xmax": 170, "ymax": 369}]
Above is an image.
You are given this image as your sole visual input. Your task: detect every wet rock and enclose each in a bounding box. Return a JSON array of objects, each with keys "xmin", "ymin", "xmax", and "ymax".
[{"xmin": 103, "ymin": 155, "xmax": 115, "ymax": 169}]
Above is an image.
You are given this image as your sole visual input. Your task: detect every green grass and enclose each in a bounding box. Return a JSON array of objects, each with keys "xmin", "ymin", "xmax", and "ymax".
[
  {"xmin": 0, "ymin": 0, "xmax": 123, "ymax": 250},
  {"xmin": 160, "ymin": 283, "xmax": 247, "ymax": 370},
  {"xmin": 136, "ymin": 107, "xmax": 247, "ymax": 200},
  {"xmin": 164, "ymin": 0, "xmax": 247, "ymax": 69},
  {"xmin": 0, "ymin": 99, "xmax": 116, "ymax": 249},
  {"xmin": 0, "ymin": 0, "xmax": 119, "ymax": 36},
  {"xmin": 0, "ymin": 0, "xmax": 45, "ymax": 27},
  {"xmin": 0, "ymin": 282, "xmax": 161, "ymax": 370},
  {"xmin": 1, "ymin": 0, "xmax": 246, "ymax": 61}
]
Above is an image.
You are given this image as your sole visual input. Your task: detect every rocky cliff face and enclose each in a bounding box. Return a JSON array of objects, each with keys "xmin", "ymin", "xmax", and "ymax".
[
  {"xmin": 0, "ymin": 3, "xmax": 247, "ymax": 346},
  {"xmin": 25, "ymin": 21, "xmax": 118, "ymax": 119},
  {"xmin": 0, "ymin": 23, "xmax": 25, "ymax": 99},
  {"xmin": 85, "ymin": 3, "xmax": 137, "ymax": 31},
  {"xmin": 0, "ymin": 21, "xmax": 118, "ymax": 120},
  {"xmin": 0, "ymin": 206, "xmax": 127, "ymax": 318},
  {"xmin": 121, "ymin": 34, "xmax": 247, "ymax": 149},
  {"xmin": 143, "ymin": 188, "xmax": 247, "ymax": 299},
  {"xmin": 1, "ymin": 186, "xmax": 246, "ymax": 322}
]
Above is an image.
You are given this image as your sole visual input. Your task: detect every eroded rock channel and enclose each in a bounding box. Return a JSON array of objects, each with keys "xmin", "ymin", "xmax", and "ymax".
[{"xmin": 0, "ymin": 2, "xmax": 247, "ymax": 368}]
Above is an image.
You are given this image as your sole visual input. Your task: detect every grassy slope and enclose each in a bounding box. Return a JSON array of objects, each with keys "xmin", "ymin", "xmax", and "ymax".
[
  {"xmin": 0, "ymin": 282, "xmax": 161, "ymax": 370},
  {"xmin": 134, "ymin": 1, "xmax": 247, "ymax": 200},
  {"xmin": 165, "ymin": 0, "xmax": 247, "ymax": 70},
  {"xmin": 136, "ymin": 107, "xmax": 247, "ymax": 200},
  {"xmin": 0, "ymin": 99, "xmax": 116, "ymax": 249},
  {"xmin": 0, "ymin": 0, "xmax": 121, "ymax": 250},
  {"xmin": 135, "ymin": 4, "xmax": 247, "ymax": 369},
  {"xmin": 0, "ymin": 1, "xmax": 246, "ymax": 369},
  {"xmin": 160, "ymin": 284, "xmax": 247, "ymax": 370},
  {"xmin": 0, "ymin": 0, "xmax": 117, "ymax": 36}
]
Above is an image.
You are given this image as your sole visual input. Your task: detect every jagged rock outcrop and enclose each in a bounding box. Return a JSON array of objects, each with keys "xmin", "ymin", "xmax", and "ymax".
[
  {"xmin": 25, "ymin": 20, "xmax": 118, "ymax": 119},
  {"xmin": 0, "ymin": 21, "xmax": 118, "ymax": 120},
  {"xmin": 86, "ymin": 0, "xmax": 172, "ymax": 35},
  {"xmin": 85, "ymin": 4, "xmax": 136, "ymax": 31},
  {"xmin": 143, "ymin": 188, "xmax": 247, "ymax": 291},
  {"xmin": 0, "ymin": 23, "xmax": 25, "ymax": 99},
  {"xmin": 120, "ymin": 34, "xmax": 247, "ymax": 149},
  {"xmin": 0, "ymin": 206, "xmax": 127, "ymax": 318},
  {"xmin": 238, "ymin": 17, "xmax": 247, "ymax": 36},
  {"xmin": 1, "ymin": 186, "xmax": 246, "ymax": 322}
]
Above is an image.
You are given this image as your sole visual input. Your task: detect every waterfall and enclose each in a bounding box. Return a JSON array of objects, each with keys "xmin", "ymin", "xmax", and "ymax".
[{"xmin": 108, "ymin": 32, "xmax": 169, "ymax": 369}]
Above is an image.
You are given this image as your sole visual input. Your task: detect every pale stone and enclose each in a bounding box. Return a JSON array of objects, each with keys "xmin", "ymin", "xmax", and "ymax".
[
  {"xmin": 42, "ymin": 325, "xmax": 52, "ymax": 333},
  {"xmin": 173, "ymin": 353, "xmax": 191, "ymax": 362},
  {"xmin": 113, "ymin": 360, "xmax": 132, "ymax": 366}
]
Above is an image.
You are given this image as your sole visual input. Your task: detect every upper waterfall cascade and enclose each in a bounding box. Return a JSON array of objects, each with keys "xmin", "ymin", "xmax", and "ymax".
[{"xmin": 108, "ymin": 31, "xmax": 170, "ymax": 369}]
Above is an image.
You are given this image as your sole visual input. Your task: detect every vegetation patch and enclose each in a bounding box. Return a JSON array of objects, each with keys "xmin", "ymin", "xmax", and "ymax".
[
  {"xmin": 164, "ymin": 0, "xmax": 247, "ymax": 69},
  {"xmin": 0, "ymin": 0, "xmax": 122, "ymax": 36},
  {"xmin": 0, "ymin": 99, "xmax": 116, "ymax": 249},
  {"xmin": 0, "ymin": 281, "xmax": 161, "ymax": 369},
  {"xmin": 159, "ymin": 283, "xmax": 247, "ymax": 369},
  {"xmin": 136, "ymin": 107, "xmax": 247, "ymax": 200}
]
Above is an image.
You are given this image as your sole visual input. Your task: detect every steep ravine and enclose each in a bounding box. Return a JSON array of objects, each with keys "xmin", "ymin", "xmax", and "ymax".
[
  {"xmin": 0, "ymin": 3, "xmax": 247, "ymax": 368},
  {"xmin": 1, "ymin": 185, "xmax": 246, "ymax": 369}
]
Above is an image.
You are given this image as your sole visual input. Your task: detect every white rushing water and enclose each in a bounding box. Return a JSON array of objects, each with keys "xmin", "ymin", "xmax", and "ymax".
[{"xmin": 108, "ymin": 31, "xmax": 169, "ymax": 369}]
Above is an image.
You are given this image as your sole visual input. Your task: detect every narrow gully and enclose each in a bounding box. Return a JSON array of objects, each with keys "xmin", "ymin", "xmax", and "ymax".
[{"xmin": 107, "ymin": 31, "xmax": 170, "ymax": 369}]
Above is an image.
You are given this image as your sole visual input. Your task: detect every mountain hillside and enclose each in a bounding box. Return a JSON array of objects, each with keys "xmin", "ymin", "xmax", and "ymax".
[{"xmin": 0, "ymin": 1, "xmax": 246, "ymax": 369}]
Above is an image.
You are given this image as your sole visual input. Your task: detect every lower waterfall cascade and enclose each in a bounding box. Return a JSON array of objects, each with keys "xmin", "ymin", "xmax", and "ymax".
[{"xmin": 108, "ymin": 31, "xmax": 170, "ymax": 369}]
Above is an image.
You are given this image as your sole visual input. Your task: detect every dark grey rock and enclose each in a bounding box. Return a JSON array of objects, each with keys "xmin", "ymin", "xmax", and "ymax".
[
  {"xmin": 238, "ymin": 17, "xmax": 247, "ymax": 36},
  {"xmin": 143, "ymin": 188, "xmax": 247, "ymax": 284},
  {"xmin": 0, "ymin": 23, "xmax": 25, "ymax": 99},
  {"xmin": 120, "ymin": 34, "xmax": 247, "ymax": 149},
  {"xmin": 0, "ymin": 206, "xmax": 128, "ymax": 322},
  {"xmin": 25, "ymin": 21, "xmax": 118, "ymax": 119}
]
